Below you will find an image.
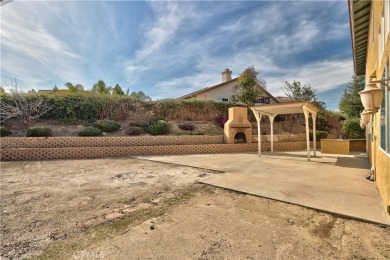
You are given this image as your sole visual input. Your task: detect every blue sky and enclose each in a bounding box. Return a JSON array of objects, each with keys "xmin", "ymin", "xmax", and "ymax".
[{"xmin": 1, "ymin": 0, "xmax": 354, "ymax": 110}]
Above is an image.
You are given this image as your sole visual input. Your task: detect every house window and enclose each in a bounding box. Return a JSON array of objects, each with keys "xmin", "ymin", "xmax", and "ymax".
[
  {"xmin": 217, "ymin": 97, "xmax": 228, "ymax": 102},
  {"xmin": 380, "ymin": 60, "xmax": 389, "ymax": 154},
  {"xmin": 371, "ymin": 8, "xmax": 375, "ymax": 47},
  {"xmin": 378, "ymin": 12, "xmax": 384, "ymax": 67},
  {"xmin": 257, "ymin": 97, "xmax": 270, "ymax": 104},
  {"xmin": 385, "ymin": 0, "xmax": 390, "ymax": 41}
]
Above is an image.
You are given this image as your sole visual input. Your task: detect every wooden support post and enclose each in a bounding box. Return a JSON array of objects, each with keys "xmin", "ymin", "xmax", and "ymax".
[
  {"xmin": 269, "ymin": 115, "xmax": 276, "ymax": 153},
  {"xmin": 252, "ymin": 109, "xmax": 262, "ymax": 157},
  {"xmin": 303, "ymin": 108, "xmax": 310, "ymax": 162},
  {"xmin": 312, "ymin": 112, "xmax": 317, "ymax": 157}
]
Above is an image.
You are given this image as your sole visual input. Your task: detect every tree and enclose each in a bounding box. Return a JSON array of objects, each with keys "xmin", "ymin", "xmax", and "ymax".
[
  {"xmin": 0, "ymin": 82, "xmax": 52, "ymax": 125},
  {"xmin": 125, "ymin": 88, "xmax": 130, "ymax": 96},
  {"xmin": 64, "ymin": 82, "xmax": 84, "ymax": 93},
  {"xmin": 53, "ymin": 85, "xmax": 58, "ymax": 92},
  {"xmin": 112, "ymin": 84, "xmax": 124, "ymax": 95},
  {"xmin": 92, "ymin": 80, "xmax": 112, "ymax": 95},
  {"xmin": 339, "ymin": 75, "xmax": 365, "ymax": 118},
  {"xmin": 234, "ymin": 66, "xmax": 262, "ymax": 106},
  {"xmin": 0, "ymin": 87, "xmax": 5, "ymax": 95},
  {"xmin": 282, "ymin": 80, "xmax": 326, "ymax": 109},
  {"xmin": 342, "ymin": 118, "xmax": 365, "ymax": 139},
  {"xmin": 129, "ymin": 91, "xmax": 152, "ymax": 101}
]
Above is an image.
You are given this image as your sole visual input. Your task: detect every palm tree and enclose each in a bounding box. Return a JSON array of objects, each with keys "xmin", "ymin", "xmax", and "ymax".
[
  {"xmin": 129, "ymin": 91, "xmax": 152, "ymax": 101},
  {"xmin": 92, "ymin": 80, "xmax": 112, "ymax": 95},
  {"xmin": 112, "ymin": 84, "xmax": 124, "ymax": 95},
  {"xmin": 64, "ymin": 82, "xmax": 84, "ymax": 93}
]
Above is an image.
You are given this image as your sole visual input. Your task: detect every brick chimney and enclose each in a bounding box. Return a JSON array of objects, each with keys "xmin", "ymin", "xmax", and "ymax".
[{"xmin": 222, "ymin": 68, "xmax": 232, "ymax": 82}]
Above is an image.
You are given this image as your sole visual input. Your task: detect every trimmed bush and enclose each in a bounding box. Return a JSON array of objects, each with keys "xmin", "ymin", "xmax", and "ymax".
[
  {"xmin": 0, "ymin": 126, "xmax": 12, "ymax": 137},
  {"xmin": 78, "ymin": 127, "xmax": 102, "ymax": 136},
  {"xmin": 178, "ymin": 122, "xmax": 195, "ymax": 131},
  {"xmin": 93, "ymin": 120, "xmax": 121, "ymax": 132},
  {"xmin": 309, "ymin": 130, "xmax": 328, "ymax": 141},
  {"xmin": 342, "ymin": 118, "xmax": 365, "ymax": 139},
  {"xmin": 26, "ymin": 127, "xmax": 52, "ymax": 137},
  {"xmin": 126, "ymin": 126, "xmax": 144, "ymax": 136},
  {"xmin": 146, "ymin": 120, "xmax": 169, "ymax": 135}
]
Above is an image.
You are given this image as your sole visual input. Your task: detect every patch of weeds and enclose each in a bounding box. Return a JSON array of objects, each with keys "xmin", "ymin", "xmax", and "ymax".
[
  {"xmin": 34, "ymin": 189, "xmax": 197, "ymax": 260},
  {"xmin": 176, "ymin": 132, "xmax": 204, "ymax": 136}
]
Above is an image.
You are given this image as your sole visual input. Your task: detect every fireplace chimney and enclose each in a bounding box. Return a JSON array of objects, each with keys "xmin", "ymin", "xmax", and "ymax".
[{"xmin": 222, "ymin": 68, "xmax": 232, "ymax": 82}]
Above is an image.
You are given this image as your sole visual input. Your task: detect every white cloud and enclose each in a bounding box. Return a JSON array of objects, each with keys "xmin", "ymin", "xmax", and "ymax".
[
  {"xmin": 1, "ymin": 0, "xmax": 352, "ymax": 108},
  {"xmin": 266, "ymin": 59, "xmax": 353, "ymax": 97},
  {"xmin": 0, "ymin": 1, "xmax": 84, "ymax": 89},
  {"xmin": 144, "ymin": 1, "xmax": 352, "ymax": 104}
]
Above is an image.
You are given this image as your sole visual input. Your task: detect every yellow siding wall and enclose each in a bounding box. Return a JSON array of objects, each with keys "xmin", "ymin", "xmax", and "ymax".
[
  {"xmin": 376, "ymin": 147, "xmax": 390, "ymax": 218},
  {"xmin": 365, "ymin": 0, "xmax": 390, "ymax": 221}
]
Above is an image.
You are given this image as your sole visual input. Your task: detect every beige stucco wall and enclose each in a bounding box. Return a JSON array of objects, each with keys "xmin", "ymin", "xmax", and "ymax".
[
  {"xmin": 365, "ymin": 0, "xmax": 390, "ymax": 220},
  {"xmin": 193, "ymin": 80, "xmax": 237, "ymax": 101},
  {"xmin": 191, "ymin": 80, "xmax": 277, "ymax": 104},
  {"xmin": 321, "ymin": 140, "xmax": 350, "ymax": 155}
]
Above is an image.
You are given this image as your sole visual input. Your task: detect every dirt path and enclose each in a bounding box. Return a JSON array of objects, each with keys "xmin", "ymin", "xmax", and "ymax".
[{"xmin": 1, "ymin": 158, "xmax": 389, "ymax": 259}]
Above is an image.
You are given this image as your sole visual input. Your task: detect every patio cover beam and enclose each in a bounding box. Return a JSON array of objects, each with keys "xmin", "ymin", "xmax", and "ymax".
[{"xmin": 250, "ymin": 101, "xmax": 320, "ymax": 161}]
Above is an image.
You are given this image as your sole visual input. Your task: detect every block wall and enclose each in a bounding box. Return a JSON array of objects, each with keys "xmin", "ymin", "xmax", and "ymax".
[
  {"xmin": 0, "ymin": 134, "xmax": 319, "ymax": 161},
  {"xmin": 0, "ymin": 135, "xmax": 224, "ymax": 149}
]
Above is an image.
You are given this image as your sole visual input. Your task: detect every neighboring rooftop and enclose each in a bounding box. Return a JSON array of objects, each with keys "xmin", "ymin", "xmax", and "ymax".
[{"xmin": 179, "ymin": 68, "xmax": 280, "ymax": 104}]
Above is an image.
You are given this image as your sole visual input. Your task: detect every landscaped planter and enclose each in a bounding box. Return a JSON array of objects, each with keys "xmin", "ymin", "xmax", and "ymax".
[{"xmin": 321, "ymin": 139, "xmax": 366, "ymax": 155}]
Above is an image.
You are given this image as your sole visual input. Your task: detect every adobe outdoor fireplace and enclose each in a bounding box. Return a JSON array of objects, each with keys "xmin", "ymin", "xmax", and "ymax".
[{"xmin": 224, "ymin": 107, "xmax": 252, "ymax": 144}]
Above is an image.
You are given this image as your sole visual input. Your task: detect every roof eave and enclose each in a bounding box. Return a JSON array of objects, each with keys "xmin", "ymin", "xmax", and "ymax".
[{"xmin": 348, "ymin": 0, "xmax": 371, "ymax": 76}]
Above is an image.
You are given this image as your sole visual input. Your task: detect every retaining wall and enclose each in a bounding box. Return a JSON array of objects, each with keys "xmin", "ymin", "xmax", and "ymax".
[
  {"xmin": 0, "ymin": 135, "xmax": 320, "ymax": 161},
  {"xmin": 0, "ymin": 135, "xmax": 224, "ymax": 149}
]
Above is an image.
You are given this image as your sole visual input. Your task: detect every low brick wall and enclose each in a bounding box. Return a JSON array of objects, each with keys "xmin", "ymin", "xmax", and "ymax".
[
  {"xmin": 349, "ymin": 139, "xmax": 366, "ymax": 151},
  {"xmin": 0, "ymin": 134, "xmax": 320, "ymax": 161},
  {"xmin": 0, "ymin": 144, "xmax": 257, "ymax": 161},
  {"xmin": 0, "ymin": 134, "xmax": 309, "ymax": 149},
  {"xmin": 253, "ymin": 133, "xmax": 306, "ymax": 143},
  {"xmin": 0, "ymin": 141, "xmax": 319, "ymax": 161},
  {"xmin": 0, "ymin": 135, "xmax": 224, "ymax": 149}
]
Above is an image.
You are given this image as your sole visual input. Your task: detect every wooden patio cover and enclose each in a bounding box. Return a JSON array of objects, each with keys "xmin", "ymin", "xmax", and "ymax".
[{"xmin": 249, "ymin": 101, "xmax": 320, "ymax": 161}]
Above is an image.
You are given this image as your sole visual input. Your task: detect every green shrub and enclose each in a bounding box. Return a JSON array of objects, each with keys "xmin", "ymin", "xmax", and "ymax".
[
  {"xmin": 26, "ymin": 127, "xmax": 52, "ymax": 137},
  {"xmin": 126, "ymin": 126, "xmax": 144, "ymax": 136},
  {"xmin": 78, "ymin": 127, "xmax": 102, "ymax": 136},
  {"xmin": 0, "ymin": 126, "xmax": 12, "ymax": 137},
  {"xmin": 146, "ymin": 120, "xmax": 169, "ymax": 135},
  {"xmin": 309, "ymin": 130, "xmax": 328, "ymax": 141},
  {"xmin": 93, "ymin": 120, "xmax": 121, "ymax": 132},
  {"xmin": 342, "ymin": 118, "xmax": 365, "ymax": 139}
]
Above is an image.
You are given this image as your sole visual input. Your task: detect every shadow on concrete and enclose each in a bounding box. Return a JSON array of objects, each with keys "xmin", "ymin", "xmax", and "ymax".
[{"xmin": 335, "ymin": 157, "xmax": 370, "ymax": 169}]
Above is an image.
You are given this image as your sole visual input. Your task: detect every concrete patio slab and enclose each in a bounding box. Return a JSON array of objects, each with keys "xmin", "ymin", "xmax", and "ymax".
[{"xmin": 139, "ymin": 151, "xmax": 389, "ymax": 225}]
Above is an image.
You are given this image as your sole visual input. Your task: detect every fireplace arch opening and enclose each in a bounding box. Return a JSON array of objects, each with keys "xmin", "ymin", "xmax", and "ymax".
[{"xmin": 234, "ymin": 132, "xmax": 246, "ymax": 144}]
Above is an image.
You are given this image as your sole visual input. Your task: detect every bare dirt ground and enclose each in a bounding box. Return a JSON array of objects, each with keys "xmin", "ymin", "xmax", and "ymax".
[{"xmin": 1, "ymin": 158, "xmax": 389, "ymax": 260}]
